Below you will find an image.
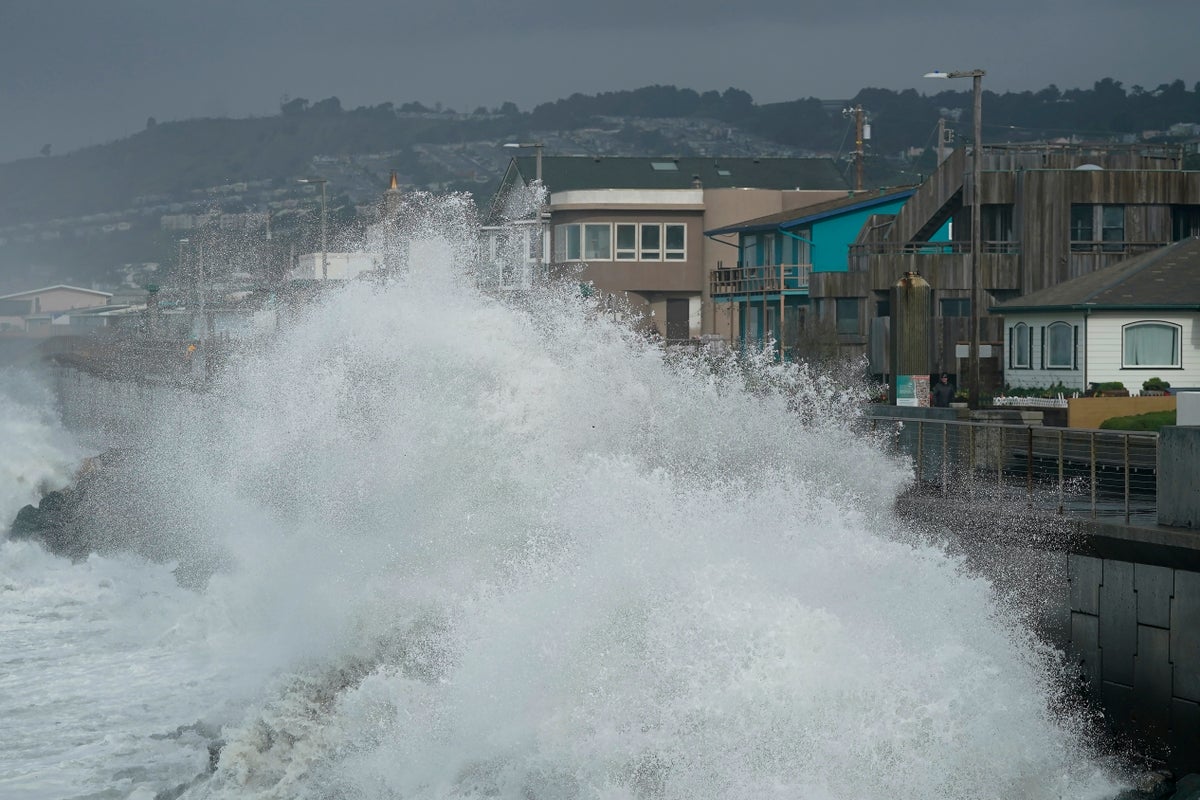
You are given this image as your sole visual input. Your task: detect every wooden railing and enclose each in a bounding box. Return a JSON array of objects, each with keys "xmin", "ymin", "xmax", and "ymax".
[
  {"xmin": 710, "ymin": 263, "xmax": 812, "ymax": 296},
  {"xmin": 848, "ymin": 240, "xmax": 1020, "ymax": 257}
]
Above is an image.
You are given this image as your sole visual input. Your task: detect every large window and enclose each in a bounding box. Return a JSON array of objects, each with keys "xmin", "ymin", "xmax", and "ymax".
[
  {"xmin": 555, "ymin": 224, "xmax": 581, "ymax": 261},
  {"xmin": 583, "ymin": 224, "xmax": 611, "ymax": 260},
  {"xmin": 1011, "ymin": 323, "xmax": 1031, "ymax": 368},
  {"xmin": 835, "ymin": 298, "xmax": 860, "ymax": 335},
  {"xmin": 1070, "ymin": 204, "xmax": 1125, "ymax": 252},
  {"xmin": 664, "ymin": 224, "xmax": 686, "ymax": 260},
  {"xmin": 940, "ymin": 298, "xmax": 971, "ymax": 317},
  {"xmin": 1045, "ymin": 322, "xmax": 1075, "ymax": 369},
  {"xmin": 1172, "ymin": 206, "xmax": 1200, "ymax": 241},
  {"xmin": 553, "ymin": 222, "xmax": 686, "ymax": 263},
  {"xmin": 615, "ymin": 224, "xmax": 637, "ymax": 260},
  {"xmin": 1123, "ymin": 322, "xmax": 1181, "ymax": 368}
]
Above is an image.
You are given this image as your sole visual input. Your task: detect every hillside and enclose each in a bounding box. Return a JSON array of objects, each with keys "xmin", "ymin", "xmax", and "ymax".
[{"xmin": 1, "ymin": 80, "xmax": 1196, "ymax": 292}]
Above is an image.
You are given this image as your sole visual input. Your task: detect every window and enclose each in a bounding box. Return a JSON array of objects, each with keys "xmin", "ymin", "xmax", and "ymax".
[
  {"xmin": 1172, "ymin": 205, "xmax": 1200, "ymax": 241},
  {"xmin": 762, "ymin": 233, "xmax": 775, "ymax": 266},
  {"xmin": 1069, "ymin": 205, "xmax": 1093, "ymax": 250},
  {"xmin": 664, "ymin": 224, "xmax": 686, "ymax": 260},
  {"xmin": 583, "ymin": 224, "xmax": 611, "ymax": 260},
  {"xmin": 1101, "ymin": 205, "xmax": 1125, "ymax": 252},
  {"xmin": 982, "ymin": 204, "xmax": 1013, "ymax": 242},
  {"xmin": 615, "ymin": 224, "xmax": 637, "ymax": 260},
  {"xmin": 1123, "ymin": 322, "xmax": 1181, "ymax": 367},
  {"xmin": 835, "ymin": 298, "xmax": 860, "ymax": 335},
  {"xmin": 940, "ymin": 298, "xmax": 971, "ymax": 317},
  {"xmin": 1070, "ymin": 204, "xmax": 1124, "ymax": 252},
  {"xmin": 640, "ymin": 224, "xmax": 661, "ymax": 260},
  {"xmin": 555, "ymin": 224, "xmax": 581, "ymax": 261},
  {"xmin": 1045, "ymin": 322, "xmax": 1075, "ymax": 369},
  {"xmin": 527, "ymin": 228, "xmax": 541, "ymax": 261},
  {"xmin": 1011, "ymin": 323, "xmax": 1031, "ymax": 368}
]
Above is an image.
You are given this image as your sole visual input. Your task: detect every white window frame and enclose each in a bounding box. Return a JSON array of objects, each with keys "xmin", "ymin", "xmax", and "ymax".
[
  {"xmin": 1011, "ymin": 322, "xmax": 1031, "ymax": 368},
  {"xmin": 1122, "ymin": 321, "xmax": 1182, "ymax": 368},
  {"xmin": 640, "ymin": 223, "xmax": 661, "ymax": 261},
  {"xmin": 583, "ymin": 223, "xmax": 612, "ymax": 261},
  {"xmin": 664, "ymin": 223, "xmax": 686, "ymax": 261},
  {"xmin": 554, "ymin": 224, "xmax": 581, "ymax": 261},
  {"xmin": 615, "ymin": 223, "xmax": 638, "ymax": 261},
  {"xmin": 1045, "ymin": 322, "xmax": 1074, "ymax": 369}
]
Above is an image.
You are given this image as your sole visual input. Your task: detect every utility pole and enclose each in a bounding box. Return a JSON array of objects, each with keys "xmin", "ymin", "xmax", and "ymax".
[
  {"xmin": 842, "ymin": 105, "xmax": 867, "ymax": 191},
  {"xmin": 297, "ymin": 178, "xmax": 329, "ymax": 279},
  {"xmin": 936, "ymin": 118, "xmax": 946, "ymax": 165},
  {"xmin": 925, "ymin": 69, "xmax": 986, "ymax": 409}
]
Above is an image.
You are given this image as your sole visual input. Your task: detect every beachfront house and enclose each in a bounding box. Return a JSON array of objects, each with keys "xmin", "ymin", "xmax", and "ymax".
[
  {"xmin": 704, "ymin": 187, "xmax": 944, "ymax": 356},
  {"xmin": 992, "ymin": 237, "xmax": 1200, "ymax": 393}
]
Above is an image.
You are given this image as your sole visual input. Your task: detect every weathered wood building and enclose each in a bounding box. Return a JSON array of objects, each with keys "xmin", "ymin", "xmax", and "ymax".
[{"xmin": 807, "ymin": 143, "xmax": 1200, "ymax": 383}]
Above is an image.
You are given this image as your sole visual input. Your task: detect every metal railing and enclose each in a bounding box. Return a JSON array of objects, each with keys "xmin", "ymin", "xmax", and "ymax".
[
  {"xmin": 870, "ymin": 416, "xmax": 1158, "ymax": 524},
  {"xmin": 710, "ymin": 263, "xmax": 812, "ymax": 296}
]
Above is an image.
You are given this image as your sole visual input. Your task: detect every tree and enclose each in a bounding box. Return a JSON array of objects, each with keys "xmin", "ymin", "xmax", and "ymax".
[
  {"xmin": 39, "ymin": 143, "xmax": 51, "ymax": 157},
  {"xmin": 281, "ymin": 97, "xmax": 310, "ymax": 116},
  {"xmin": 310, "ymin": 97, "xmax": 342, "ymax": 115}
]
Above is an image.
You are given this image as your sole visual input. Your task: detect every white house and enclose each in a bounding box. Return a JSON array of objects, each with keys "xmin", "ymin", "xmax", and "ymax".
[
  {"xmin": 0, "ymin": 285, "xmax": 112, "ymax": 334},
  {"xmin": 992, "ymin": 238, "xmax": 1200, "ymax": 394},
  {"xmin": 289, "ymin": 252, "xmax": 381, "ymax": 281}
]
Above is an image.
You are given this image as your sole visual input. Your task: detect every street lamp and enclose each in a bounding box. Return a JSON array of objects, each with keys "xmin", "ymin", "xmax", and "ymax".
[
  {"xmin": 297, "ymin": 177, "xmax": 329, "ymax": 279},
  {"xmin": 925, "ymin": 68, "xmax": 985, "ymax": 409},
  {"xmin": 503, "ymin": 141, "xmax": 543, "ymax": 184},
  {"xmin": 502, "ymin": 142, "xmax": 546, "ymax": 285}
]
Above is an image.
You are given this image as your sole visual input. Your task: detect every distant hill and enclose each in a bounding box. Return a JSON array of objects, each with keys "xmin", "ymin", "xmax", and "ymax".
[{"xmin": 1, "ymin": 79, "xmax": 1196, "ymax": 291}]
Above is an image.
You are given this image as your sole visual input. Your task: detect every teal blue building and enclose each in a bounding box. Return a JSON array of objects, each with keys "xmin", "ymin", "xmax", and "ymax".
[{"xmin": 706, "ymin": 188, "xmax": 947, "ymax": 356}]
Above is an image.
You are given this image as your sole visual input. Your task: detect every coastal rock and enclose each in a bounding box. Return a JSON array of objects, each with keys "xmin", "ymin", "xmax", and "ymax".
[{"xmin": 9, "ymin": 486, "xmax": 91, "ymax": 560}]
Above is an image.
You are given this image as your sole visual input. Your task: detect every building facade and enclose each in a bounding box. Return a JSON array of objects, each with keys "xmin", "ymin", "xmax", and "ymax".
[
  {"xmin": 705, "ymin": 188, "xmax": 950, "ymax": 356},
  {"xmin": 486, "ymin": 156, "xmax": 852, "ymax": 340},
  {"xmin": 808, "ymin": 143, "xmax": 1200, "ymax": 381},
  {"xmin": 0, "ymin": 285, "xmax": 112, "ymax": 334},
  {"xmin": 994, "ymin": 237, "xmax": 1200, "ymax": 393}
]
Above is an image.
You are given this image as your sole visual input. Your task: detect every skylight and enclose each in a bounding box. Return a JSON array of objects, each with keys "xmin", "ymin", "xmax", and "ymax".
[{"xmin": 650, "ymin": 161, "xmax": 679, "ymax": 171}]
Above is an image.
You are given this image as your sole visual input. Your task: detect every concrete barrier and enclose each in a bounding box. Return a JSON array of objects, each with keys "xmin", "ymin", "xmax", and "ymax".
[
  {"xmin": 1179, "ymin": 392, "xmax": 1200, "ymax": 426},
  {"xmin": 1160, "ymin": 426, "xmax": 1200, "ymax": 529}
]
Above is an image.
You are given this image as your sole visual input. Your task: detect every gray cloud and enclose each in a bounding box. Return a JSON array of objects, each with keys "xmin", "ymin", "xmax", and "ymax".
[{"xmin": 1, "ymin": 0, "xmax": 1196, "ymax": 162}]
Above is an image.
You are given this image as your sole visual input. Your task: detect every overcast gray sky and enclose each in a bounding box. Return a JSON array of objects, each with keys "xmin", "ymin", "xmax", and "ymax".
[{"xmin": 1, "ymin": 0, "xmax": 1197, "ymax": 163}]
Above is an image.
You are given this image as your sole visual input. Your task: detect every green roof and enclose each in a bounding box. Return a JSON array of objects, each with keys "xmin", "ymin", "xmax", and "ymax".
[
  {"xmin": 992, "ymin": 238, "xmax": 1200, "ymax": 312},
  {"xmin": 705, "ymin": 187, "xmax": 916, "ymax": 236},
  {"xmin": 507, "ymin": 156, "xmax": 848, "ymax": 193}
]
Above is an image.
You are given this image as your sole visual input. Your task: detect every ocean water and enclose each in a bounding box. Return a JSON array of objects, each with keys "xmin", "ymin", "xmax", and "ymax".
[{"xmin": 0, "ymin": 195, "xmax": 1126, "ymax": 799}]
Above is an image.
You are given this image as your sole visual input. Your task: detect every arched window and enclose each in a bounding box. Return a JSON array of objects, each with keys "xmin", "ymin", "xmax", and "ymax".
[
  {"xmin": 1045, "ymin": 322, "xmax": 1075, "ymax": 369},
  {"xmin": 1011, "ymin": 322, "xmax": 1030, "ymax": 368},
  {"xmin": 1123, "ymin": 322, "xmax": 1181, "ymax": 367}
]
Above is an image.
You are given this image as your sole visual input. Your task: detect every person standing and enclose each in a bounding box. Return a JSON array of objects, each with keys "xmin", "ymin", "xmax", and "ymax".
[{"xmin": 932, "ymin": 373, "xmax": 956, "ymax": 407}]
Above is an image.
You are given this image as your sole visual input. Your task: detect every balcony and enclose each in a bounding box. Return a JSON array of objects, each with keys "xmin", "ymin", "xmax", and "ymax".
[{"xmin": 710, "ymin": 263, "xmax": 812, "ymax": 298}]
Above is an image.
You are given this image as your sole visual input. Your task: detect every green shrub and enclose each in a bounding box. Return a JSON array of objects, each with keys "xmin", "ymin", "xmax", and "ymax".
[
  {"xmin": 1099, "ymin": 410, "xmax": 1177, "ymax": 432},
  {"xmin": 1142, "ymin": 376, "xmax": 1171, "ymax": 392},
  {"xmin": 1001, "ymin": 382, "xmax": 1073, "ymax": 399}
]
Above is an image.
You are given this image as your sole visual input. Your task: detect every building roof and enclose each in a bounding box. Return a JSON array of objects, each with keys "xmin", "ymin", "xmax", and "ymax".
[
  {"xmin": 0, "ymin": 285, "xmax": 113, "ymax": 301},
  {"xmin": 705, "ymin": 186, "xmax": 917, "ymax": 236},
  {"xmin": 992, "ymin": 237, "xmax": 1200, "ymax": 312},
  {"xmin": 507, "ymin": 156, "xmax": 849, "ymax": 193}
]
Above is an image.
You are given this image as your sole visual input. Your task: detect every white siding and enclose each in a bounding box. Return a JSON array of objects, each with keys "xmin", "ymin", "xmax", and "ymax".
[
  {"xmin": 1002, "ymin": 312, "xmax": 1086, "ymax": 391},
  {"xmin": 1086, "ymin": 312, "xmax": 1200, "ymax": 391}
]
